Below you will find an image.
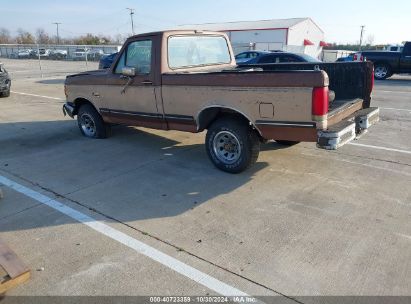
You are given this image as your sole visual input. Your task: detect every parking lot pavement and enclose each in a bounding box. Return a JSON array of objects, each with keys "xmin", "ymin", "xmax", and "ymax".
[
  {"xmin": 1, "ymin": 183, "xmax": 276, "ymax": 297},
  {"xmin": 2, "ymin": 58, "xmax": 98, "ymax": 80},
  {"xmin": 0, "ymin": 60, "xmax": 410, "ymax": 298}
]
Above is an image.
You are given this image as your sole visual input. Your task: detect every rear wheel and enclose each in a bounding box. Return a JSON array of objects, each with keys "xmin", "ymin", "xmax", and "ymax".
[
  {"xmin": 374, "ymin": 63, "xmax": 391, "ymax": 80},
  {"xmin": 206, "ymin": 117, "xmax": 260, "ymax": 174},
  {"xmin": 77, "ymin": 104, "xmax": 109, "ymax": 139}
]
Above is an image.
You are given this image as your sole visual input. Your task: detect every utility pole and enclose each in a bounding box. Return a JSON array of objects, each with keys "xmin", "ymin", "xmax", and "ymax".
[
  {"xmin": 359, "ymin": 25, "xmax": 365, "ymax": 51},
  {"xmin": 126, "ymin": 8, "xmax": 135, "ymax": 35},
  {"xmin": 52, "ymin": 22, "xmax": 61, "ymax": 45}
]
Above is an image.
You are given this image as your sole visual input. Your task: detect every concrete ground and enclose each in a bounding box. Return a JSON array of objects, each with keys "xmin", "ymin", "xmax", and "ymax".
[{"xmin": 0, "ymin": 58, "xmax": 410, "ymax": 300}]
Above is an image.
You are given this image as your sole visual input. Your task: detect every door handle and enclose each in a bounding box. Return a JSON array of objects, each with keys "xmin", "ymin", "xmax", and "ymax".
[
  {"xmin": 141, "ymin": 80, "xmax": 153, "ymax": 85},
  {"xmin": 92, "ymin": 92, "xmax": 100, "ymax": 98}
]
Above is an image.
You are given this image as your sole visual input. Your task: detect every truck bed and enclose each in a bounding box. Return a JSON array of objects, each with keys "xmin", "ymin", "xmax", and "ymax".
[{"xmin": 237, "ymin": 61, "xmax": 374, "ymax": 108}]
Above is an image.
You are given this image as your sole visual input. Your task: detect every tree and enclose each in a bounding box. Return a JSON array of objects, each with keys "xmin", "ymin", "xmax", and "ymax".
[
  {"xmin": 113, "ymin": 33, "xmax": 126, "ymax": 44},
  {"xmin": 16, "ymin": 28, "xmax": 35, "ymax": 44},
  {"xmin": 73, "ymin": 34, "xmax": 99, "ymax": 45},
  {"xmin": 36, "ymin": 28, "xmax": 51, "ymax": 44},
  {"xmin": 365, "ymin": 35, "xmax": 375, "ymax": 46},
  {"xmin": 0, "ymin": 28, "xmax": 11, "ymax": 44}
]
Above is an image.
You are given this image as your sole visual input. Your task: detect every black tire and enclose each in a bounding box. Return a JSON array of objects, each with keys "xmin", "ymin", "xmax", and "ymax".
[
  {"xmin": 77, "ymin": 103, "xmax": 109, "ymax": 139},
  {"xmin": 276, "ymin": 140, "xmax": 300, "ymax": 146},
  {"xmin": 0, "ymin": 82, "xmax": 10, "ymax": 98},
  {"xmin": 206, "ymin": 117, "xmax": 260, "ymax": 174},
  {"xmin": 374, "ymin": 63, "xmax": 391, "ymax": 80}
]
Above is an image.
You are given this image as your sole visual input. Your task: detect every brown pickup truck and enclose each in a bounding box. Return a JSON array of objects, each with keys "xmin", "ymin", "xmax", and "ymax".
[{"xmin": 63, "ymin": 30, "xmax": 379, "ymax": 173}]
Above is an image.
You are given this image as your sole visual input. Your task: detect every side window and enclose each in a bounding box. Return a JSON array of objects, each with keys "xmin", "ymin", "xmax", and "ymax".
[
  {"xmin": 259, "ymin": 55, "xmax": 277, "ymax": 64},
  {"xmin": 115, "ymin": 40, "xmax": 152, "ymax": 74},
  {"xmin": 115, "ymin": 52, "xmax": 126, "ymax": 74},
  {"xmin": 236, "ymin": 53, "xmax": 248, "ymax": 59},
  {"xmin": 280, "ymin": 55, "xmax": 301, "ymax": 63},
  {"xmin": 249, "ymin": 52, "xmax": 258, "ymax": 59},
  {"xmin": 403, "ymin": 44, "xmax": 411, "ymax": 56}
]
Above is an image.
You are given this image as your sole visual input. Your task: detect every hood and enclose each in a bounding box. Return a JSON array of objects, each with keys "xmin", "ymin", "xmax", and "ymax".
[
  {"xmin": 65, "ymin": 69, "xmax": 108, "ymax": 85},
  {"xmin": 66, "ymin": 70, "xmax": 107, "ymax": 78}
]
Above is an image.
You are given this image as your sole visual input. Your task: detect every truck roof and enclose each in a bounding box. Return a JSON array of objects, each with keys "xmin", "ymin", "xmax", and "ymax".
[{"xmin": 126, "ymin": 29, "xmax": 228, "ymax": 40}]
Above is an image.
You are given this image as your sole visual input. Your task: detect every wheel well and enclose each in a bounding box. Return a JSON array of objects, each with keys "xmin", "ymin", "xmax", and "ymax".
[
  {"xmin": 374, "ymin": 61, "xmax": 391, "ymax": 69},
  {"xmin": 198, "ymin": 107, "xmax": 262, "ymax": 136},
  {"xmin": 73, "ymin": 98, "xmax": 96, "ymax": 115}
]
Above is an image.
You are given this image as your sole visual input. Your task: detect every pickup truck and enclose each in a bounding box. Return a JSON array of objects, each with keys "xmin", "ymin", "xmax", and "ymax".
[
  {"xmin": 63, "ymin": 30, "xmax": 379, "ymax": 173},
  {"xmin": 354, "ymin": 41, "xmax": 411, "ymax": 80}
]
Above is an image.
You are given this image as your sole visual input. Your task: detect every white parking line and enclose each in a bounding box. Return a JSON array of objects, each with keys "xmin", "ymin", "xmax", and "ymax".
[
  {"xmin": 0, "ymin": 175, "xmax": 249, "ymax": 298},
  {"xmin": 11, "ymin": 91, "xmax": 65, "ymax": 101},
  {"xmin": 381, "ymin": 107, "xmax": 411, "ymax": 113},
  {"xmin": 349, "ymin": 143, "xmax": 411, "ymax": 155},
  {"xmin": 374, "ymin": 90, "xmax": 411, "ymax": 94}
]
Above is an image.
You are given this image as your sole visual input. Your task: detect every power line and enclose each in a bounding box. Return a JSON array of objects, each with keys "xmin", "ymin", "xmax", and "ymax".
[
  {"xmin": 126, "ymin": 8, "xmax": 135, "ymax": 35},
  {"xmin": 62, "ymin": 9, "xmax": 125, "ymax": 26},
  {"xmin": 52, "ymin": 22, "xmax": 61, "ymax": 44},
  {"xmin": 59, "ymin": 20, "xmax": 130, "ymax": 37}
]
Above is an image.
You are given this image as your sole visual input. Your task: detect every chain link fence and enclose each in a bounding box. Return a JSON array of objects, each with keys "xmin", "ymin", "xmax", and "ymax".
[{"xmin": 0, "ymin": 44, "xmax": 121, "ymax": 61}]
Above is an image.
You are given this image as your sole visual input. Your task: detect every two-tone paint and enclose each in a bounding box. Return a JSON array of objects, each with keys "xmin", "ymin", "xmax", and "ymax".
[{"xmin": 64, "ymin": 30, "xmax": 370, "ymax": 143}]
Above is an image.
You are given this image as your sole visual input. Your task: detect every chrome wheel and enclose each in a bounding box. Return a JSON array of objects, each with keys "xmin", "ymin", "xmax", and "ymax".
[
  {"xmin": 212, "ymin": 131, "xmax": 242, "ymax": 164},
  {"xmin": 375, "ymin": 65, "xmax": 388, "ymax": 79},
  {"xmin": 80, "ymin": 113, "xmax": 96, "ymax": 137}
]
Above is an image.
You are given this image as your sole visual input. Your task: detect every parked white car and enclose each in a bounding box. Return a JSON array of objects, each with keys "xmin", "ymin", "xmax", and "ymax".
[
  {"xmin": 73, "ymin": 48, "xmax": 90, "ymax": 60},
  {"xmin": 50, "ymin": 49, "xmax": 68, "ymax": 60}
]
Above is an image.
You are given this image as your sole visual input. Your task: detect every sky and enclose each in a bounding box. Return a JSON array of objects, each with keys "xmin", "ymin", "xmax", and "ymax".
[{"xmin": 1, "ymin": 0, "xmax": 409, "ymax": 44}]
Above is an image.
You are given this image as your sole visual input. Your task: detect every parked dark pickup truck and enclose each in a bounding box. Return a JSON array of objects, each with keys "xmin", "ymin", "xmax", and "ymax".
[{"xmin": 355, "ymin": 41, "xmax": 411, "ymax": 80}]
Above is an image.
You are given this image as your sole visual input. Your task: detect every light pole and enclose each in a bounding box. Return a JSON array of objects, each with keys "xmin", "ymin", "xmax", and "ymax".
[
  {"xmin": 126, "ymin": 8, "xmax": 135, "ymax": 35},
  {"xmin": 53, "ymin": 22, "xmax": 61, "ymax": 44},
  {"xmin": 359, "ymin": 25, "xmax": 365, "ymax": 51}
]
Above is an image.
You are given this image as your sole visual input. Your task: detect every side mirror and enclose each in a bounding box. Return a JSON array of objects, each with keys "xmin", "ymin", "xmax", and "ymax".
[{"xmin": 122, "ymin": 67, "xmax": 136, "ymax": 77}]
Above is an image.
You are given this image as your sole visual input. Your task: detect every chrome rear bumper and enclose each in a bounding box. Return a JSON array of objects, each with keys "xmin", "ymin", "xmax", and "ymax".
[{"xmin": 318, "ymin": 107, "xmax": 379, "ymax": 150}]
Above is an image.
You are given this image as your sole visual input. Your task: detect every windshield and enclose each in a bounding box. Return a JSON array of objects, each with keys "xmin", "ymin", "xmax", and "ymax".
[
  {"xmin": 75, "ymin": 48, "xmax": 86, "ymax": 52},
  {"xmin": 168, "ymin": 35, "xmax": 231, "ymax": 69}
]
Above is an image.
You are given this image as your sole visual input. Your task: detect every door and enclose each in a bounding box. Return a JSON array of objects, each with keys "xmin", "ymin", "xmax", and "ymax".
[
  {"xmin": 99, "ymin": 39, "xmax": 166, "ymax": 129},
  {"xmin": 400, "ymin": 43, "xmax": 411, "ymax": 72}
]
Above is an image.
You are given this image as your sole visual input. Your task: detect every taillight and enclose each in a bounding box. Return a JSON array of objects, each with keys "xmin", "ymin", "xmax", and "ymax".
[
  {"xmin": 353, "ymin": 53, "xmax": 364, "ymax": 62},
  {"xmin": 312, "ymin": 87, "xmax": 329, "ymax": 117}
]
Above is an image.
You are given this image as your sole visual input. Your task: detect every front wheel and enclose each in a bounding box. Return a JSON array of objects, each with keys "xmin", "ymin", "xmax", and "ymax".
[
  {"xmin": 206, "ymin": 118, "xmax": 260, "ymax": 174},
  {"xmin": 374, "ymin": 63, "xmax": 391, "ymax": 80},
  {"xmin": 77, "ymin": 104, "xmax": 109, "ymax": 139},
  {"xmin": 0, "ymin": 82, "xmax": 10, "ymax": 98}
]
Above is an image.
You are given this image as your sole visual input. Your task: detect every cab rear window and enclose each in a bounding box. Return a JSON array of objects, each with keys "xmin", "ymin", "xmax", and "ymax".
[{"xmin": 168, "ymin": 35, "xmax": 231, "ymax": 69}]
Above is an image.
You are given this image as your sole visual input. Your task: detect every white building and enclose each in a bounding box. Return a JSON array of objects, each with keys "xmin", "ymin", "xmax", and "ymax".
[{"xmin": 179, "ymin": 18, "xmax": 327, "ymax": 58}]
